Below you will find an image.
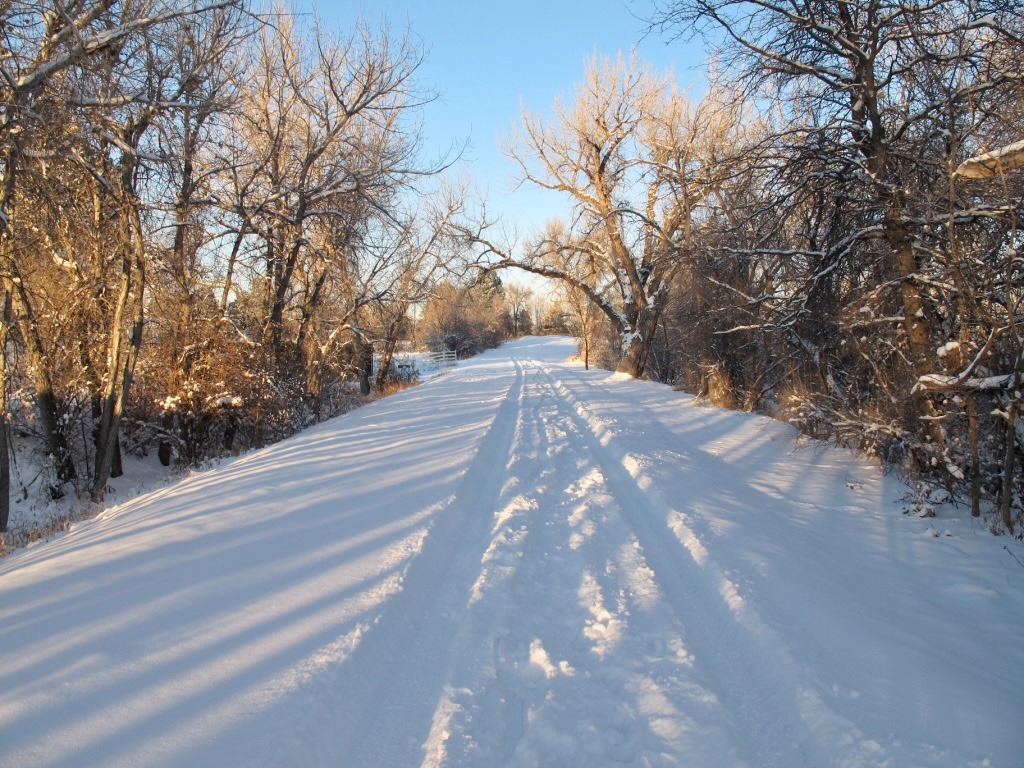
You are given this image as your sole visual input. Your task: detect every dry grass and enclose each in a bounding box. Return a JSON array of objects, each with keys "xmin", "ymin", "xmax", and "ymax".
[
  {"xmin": 0, "ymin": 501, "xmax": 98, "ymax": 559},
  {"xmin": 376, "ymin": 378, "xmax": 421, "ymax": 398}
]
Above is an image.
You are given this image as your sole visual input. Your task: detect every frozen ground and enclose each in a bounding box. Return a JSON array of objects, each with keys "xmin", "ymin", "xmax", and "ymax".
[{"xmin": 1, "ymin": 336, "xmax": 1021, "ymax": 767}]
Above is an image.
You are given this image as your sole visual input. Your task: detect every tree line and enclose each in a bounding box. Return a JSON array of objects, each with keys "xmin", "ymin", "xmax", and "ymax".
[
  {"xmin": 464, "ymin": 0, "xmax": 1024, "ymax": 531},
  {"xmin": 0, "ymin": 1, "xmax": 536, "ymax": 533}
]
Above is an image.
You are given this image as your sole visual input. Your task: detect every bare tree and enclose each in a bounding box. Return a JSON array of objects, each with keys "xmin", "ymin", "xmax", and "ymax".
[
  {"xmin": 504, "ymin": 282, "xmax": 533, "ymax": 338},
  {"xmin": 463, "ymin": 55, "xmax": 740, "ymax": 377},
  {"xmin": 222, "ymin": 12, "xmax": 428, "ymax": 369},
  {"xmin": 651, "ymin": 0, "xmax": 1024, "ymax": 521},
  {"xmin": 0, "ymin": 1, "xmax": 243, "ymax": 503},
  {"xmin": 84, "ymin": 6, "xmax": 251, "ymax": 500},
  {"xmin": 150, "ymin": 6, "xmax": 249, "ymax": 457},
  {"xmin": 560, "ymin": 281, "xmax": 600, "ymax": 370},
  {"xmin": 370, "ymin": 187, "xmax": 464, "ymax": 391},
  {"xmin": 419, "ymin": 276, "xmax": 506, "ymax": 359}
]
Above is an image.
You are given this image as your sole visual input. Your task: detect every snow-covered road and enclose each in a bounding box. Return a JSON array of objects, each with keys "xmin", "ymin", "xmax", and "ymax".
[{"xmin": 2, "ymin": 337, "xmax": 1022, "ymax": 767}]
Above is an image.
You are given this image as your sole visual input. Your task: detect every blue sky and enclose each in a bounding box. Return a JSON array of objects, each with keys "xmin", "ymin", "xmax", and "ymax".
[{"xmin": 317, "ymin": 0, "xmax": 707, "ymax": 237}]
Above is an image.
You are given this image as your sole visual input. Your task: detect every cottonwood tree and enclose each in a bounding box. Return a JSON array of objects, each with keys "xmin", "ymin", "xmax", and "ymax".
[
  {"xmin": 148, "ymin": 9, "xmax": 438, "ymax": 441},
  {"xmin": 464, "ymin": 55, "xmax": 740, "ymax": 377},
  {"xmin": 327, "ymin": 190, "xmax": 462, "ymax": 397},
  {"xmin": 55, "ymin": 6, "xmax": 250, "ymax": 500},
  {"xmin": 144, "ymin": 7, "xmax": 249, "ymax": 464},
  {"xmin": 222, "ymin": 13, "xmax": 426, "ymax": 369},
  {"xmin": 88, "ymin": 6, "xmax": 251, "ymax": 501}
]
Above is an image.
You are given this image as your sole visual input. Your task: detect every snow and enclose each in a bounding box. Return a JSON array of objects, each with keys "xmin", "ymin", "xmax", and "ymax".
[
  {"xmin": 954, "ymin": 139, "xmax": 1024, "ymax": 179},
  {"xmin": 916, "ymin": 373, "xmax": 1011, "ymax": 392},
  {"xmin": 1, "ymin": 336, "xmax": 1022, "ymax": 768}
]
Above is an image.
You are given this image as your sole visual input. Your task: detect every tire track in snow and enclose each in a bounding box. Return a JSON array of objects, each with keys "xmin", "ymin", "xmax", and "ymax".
[
  {"xmin": 277, "ymin": 359, "xmax": 528, "ymax": 767},
  {"xmin": 418, "ymin": 359, "xmax": 555, "ymax": 765},
  {"xmin": 427, "ymin": 362, "xmax": 743, "ymax": 767},
  {"xmin": 537, "ymin": 365, "xmax": 887, "ymax": 768}
]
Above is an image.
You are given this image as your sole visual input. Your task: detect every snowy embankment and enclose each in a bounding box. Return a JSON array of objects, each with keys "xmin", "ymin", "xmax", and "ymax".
[{"xmin": 1, "ymin": 336, "xmax": 1021, "ymax": 768}]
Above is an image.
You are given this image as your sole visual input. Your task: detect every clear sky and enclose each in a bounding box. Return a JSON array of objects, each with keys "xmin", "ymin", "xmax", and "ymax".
[{"xmin": 315, "ymin": 0, "xmax": 708, "ymax": 238}]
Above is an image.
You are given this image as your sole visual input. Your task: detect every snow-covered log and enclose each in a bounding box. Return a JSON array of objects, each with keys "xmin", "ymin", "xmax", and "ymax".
[{"xmin": 954, "ymin": 139, "xmax": 1024, "ymax": 179}]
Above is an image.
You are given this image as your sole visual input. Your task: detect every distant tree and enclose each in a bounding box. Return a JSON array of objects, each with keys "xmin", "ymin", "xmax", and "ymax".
[
  {"xmin": 419, "ymin": 277, "xmax": 505, "ymax": 358},
  {"xmin": 504, "ymin": 283, "xmax": 533, "ymax": 338},
  {"xmin": 369, "ymin": 185, "xmax": 464, "ymax": 392},
  {"xmin": 537, "ymin": 298, "xmax": 573, "ymax": 337}
]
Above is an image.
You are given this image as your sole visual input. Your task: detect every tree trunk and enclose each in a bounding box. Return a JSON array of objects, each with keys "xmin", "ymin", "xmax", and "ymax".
[
  {"xmin": 374, "ymin": 308, "xmax": 409, "ymax": 393},
  {"xmin": 358, "ymin": 335, "xmax": 373, "ymax": 396},
  {"xmin": 265, "ymin": 228, "xmax": 304, "ymax": 367},
  {"xmin": 9, "ymin": 273, "xmax": 75, "ymax": 487},
  {"xmin": 616, "ymin": 304, "xmax": 661, "ymax": 378},
  {"xmin": 0, "ymin": 394, "xmax": 8, "ymax": 535},
  {"xmin": 374, "ymin": 337, "xmax": 398, "ymax": 392},
  {"xmin": 1, "ymin": 145, "xmax": 14, "ymax": 527},
  {"xmin": 92, "ymin": 246, "xmax": 146, "ymax": 503},
  {"xmin": 968, "ymin": 396, "xmax": 980, "ymax": 518},
  {"xmin": 0, "ymin": 287, "xmax": 11, "ymax": 533},
  {"xmin": 158, "ymin": 411, "xmax": 174, "ymax": 467},
  {"xmin": 884, "ymin": 207, "xmax": 946, "ymax": 452},
  {"xmin": 110, "ymin": 433, "xmax": 124, "ymax": 479},
  {"xmin": 219, "ymin": 225, "xmax": 248, "ymax": 317},
  {"xmin": 1000, "ymin": 401, "xmax": 1018, "ymax": 533},
  {"xmin": 617, "ymin": 336, "xmax": 648, "ymax": 378}
]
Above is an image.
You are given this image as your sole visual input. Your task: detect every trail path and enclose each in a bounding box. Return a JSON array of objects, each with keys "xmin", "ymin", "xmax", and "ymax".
[{"xmin": 1, "ymin": 337, "xmax": 1021, "ymax": 767}]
